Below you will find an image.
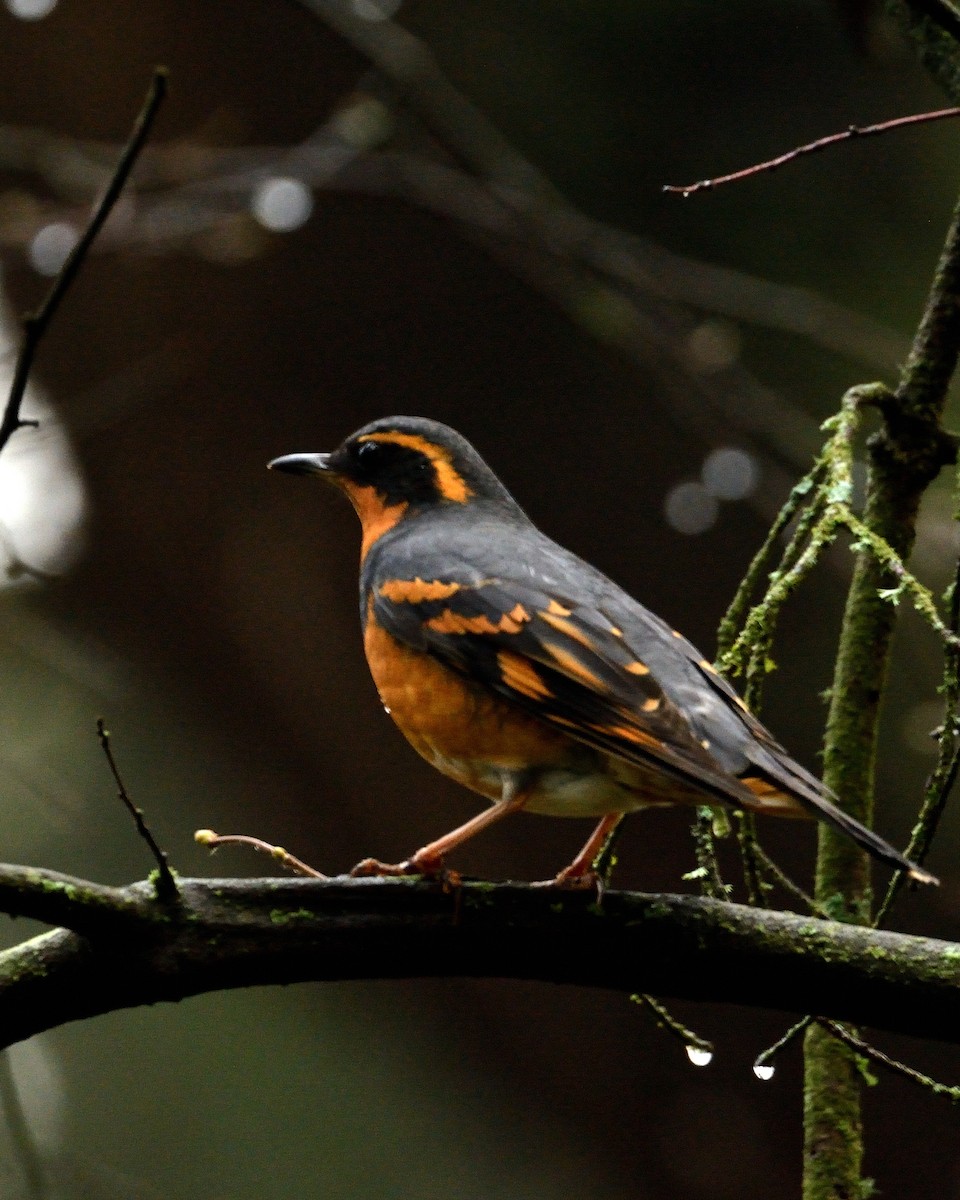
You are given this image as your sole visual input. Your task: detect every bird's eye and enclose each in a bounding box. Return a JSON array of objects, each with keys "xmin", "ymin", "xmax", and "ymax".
[{"xmin": 353, "ymin": 440, "xmax": 383, "ymax": 469}]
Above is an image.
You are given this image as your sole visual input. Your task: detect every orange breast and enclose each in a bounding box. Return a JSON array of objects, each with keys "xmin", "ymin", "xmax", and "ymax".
[{"xmin": 363, "ymin": 609, "xmax": 577, "ymax": 801}]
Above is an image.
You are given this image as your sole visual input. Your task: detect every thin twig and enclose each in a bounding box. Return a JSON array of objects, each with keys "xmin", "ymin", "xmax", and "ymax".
[
  {"xmin": 750, "ymin": 842, "xmax": 831, "ymax": 919},
  {"xmin": 663, "ymin": 107, "xmax": 960, "ymax": 197},
  {"xmin": 97, "ymin": 719, "xmax": 177, "ymax": 899},
  {"xmin": 687, "ymin": 807, "xmax": 731, "ymax": 901},
  {"xmin": 630, "ymin": 993, "xmax": 714, "ymax": 1060},
  {"xmin": 818, "ymin": 1019, "xmax": 960, "ymax": 1100},
  {"xmin": 875, "ymin": 555, "xmax": 960, "ymax": 926},
  {"xmin": 839, "ymin": 509, "xmax": 960, "ymax": 648},
  {"xmin": 194, "ymin": 829, "xmax": 328, "ymax": 879},
  {"xmin": 753, "ymin": 1016, "xmax": 813, "ymax": 1076},
  {"xmin": 0, "ymin": 67, "xmax": 168, "ymax": 456},
  {"xmin": 592, "ymin": 814, "xmax": 625, "ymax": 885},
  {"xmin": 715, "ymin": 461, "xmax": 827, "ymax": 660},
  {"xmin": 734, "ymin": 812, "xmax": 767, "ymax": 906}
]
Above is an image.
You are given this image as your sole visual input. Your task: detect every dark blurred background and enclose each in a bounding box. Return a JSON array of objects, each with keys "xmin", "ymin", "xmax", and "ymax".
[{"xmin": 0, "ymin": 1, "xmax": 959, "ymax": 1197}]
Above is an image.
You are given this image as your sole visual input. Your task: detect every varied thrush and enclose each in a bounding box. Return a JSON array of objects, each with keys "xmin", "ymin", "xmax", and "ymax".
[{"xmin": 269, "ymin": 416, "xmax": 935, "ymax": 888}]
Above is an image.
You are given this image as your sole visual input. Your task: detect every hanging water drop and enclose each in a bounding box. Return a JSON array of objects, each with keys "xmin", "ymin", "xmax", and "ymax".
[
  {"xmin": 753, "ymin": 1063, "xmax": 775, "ymax": 1080},
  {"xmin": 686, "ymin": 1046, "xmax": 713, "ymax": 1067}
]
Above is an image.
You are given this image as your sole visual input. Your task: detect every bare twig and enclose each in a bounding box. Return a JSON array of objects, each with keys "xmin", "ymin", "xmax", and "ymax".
[
  {"xmin": 194, "ymin": 829, "xmax": 328, "ymax": 879},
  {"xmin": 664, "ymin": 107, "xmax": 960, "ymax": 197},
  {"xmin": 631, "ymin": 993, "xmax": 714, "ymax": 1061},
  {"xmin": 96, "ymin": 719, "xmax": 177, "ymax": 899},
  {"xmin": 818, "ymin": 1019, "xmax": 960, "ymax": 1101},
  {"xmin": 753, "ymin": 1016, "xmax": 813, "ymax": 1077},
  {"xmin": 0, "ymin": 66, "xmax": 168, "ymax": 457}
]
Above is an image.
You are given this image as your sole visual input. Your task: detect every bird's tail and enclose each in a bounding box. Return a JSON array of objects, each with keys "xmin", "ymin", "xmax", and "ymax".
[
  {"xmin": 740, "ymin": 771, "xmax": 937, "ymax": 886},
  {"xmin": 798, "ymin": 789, "xmax": 937, "ymax": 885}
]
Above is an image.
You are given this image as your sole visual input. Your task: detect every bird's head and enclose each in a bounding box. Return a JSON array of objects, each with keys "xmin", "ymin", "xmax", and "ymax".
[{"xmin": 269, "ymin": 416, "xmax": 523, "ymax": 556}]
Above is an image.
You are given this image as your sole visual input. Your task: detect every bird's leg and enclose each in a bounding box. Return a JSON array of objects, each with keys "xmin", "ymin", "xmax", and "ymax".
[
  {"xmin": 350, "ymin": 777, "xmax": 529, "ymax": 879},
  {"xmin": 550, "ymin": 813, "xmax": 624, "ymax": 889}
]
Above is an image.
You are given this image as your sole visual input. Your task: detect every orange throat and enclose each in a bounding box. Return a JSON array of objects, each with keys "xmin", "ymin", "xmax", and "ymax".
[{"xmin": 339, "ymin": 480, "xmax": 408, "ymax": 561}]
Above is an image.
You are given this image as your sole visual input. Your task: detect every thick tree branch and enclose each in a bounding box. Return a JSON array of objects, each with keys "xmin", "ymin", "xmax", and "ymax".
[{"xmin": 0, "ymin": 869, "xmax": 956, "ymax": 1051}]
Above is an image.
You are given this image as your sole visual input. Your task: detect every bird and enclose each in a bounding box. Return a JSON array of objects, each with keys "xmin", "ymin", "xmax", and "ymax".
[{"xmin": 269, "ymin": 415, "xmax": 936, "ymax": 888}]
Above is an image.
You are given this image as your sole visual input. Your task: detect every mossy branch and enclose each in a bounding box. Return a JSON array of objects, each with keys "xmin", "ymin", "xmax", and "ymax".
[
  {"xmin": 710, "ymin": 148, "xmax": 960, "ymax": 1200},
  {"xmin": 0, "ymin": 868, "xmax": 957, "ymax": 1051}
]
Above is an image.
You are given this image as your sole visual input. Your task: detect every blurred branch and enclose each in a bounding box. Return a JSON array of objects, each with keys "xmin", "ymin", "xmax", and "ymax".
[
  {"xmin": 0, "ymin": 868, "xmax": 955, "ymax": 1050},
  {"xmin": 0, "ymin": 16, "xmax": 910, "ymax": 488},
  {"xmin": 287, "ymin": 0, "xmax": 556, "ymax": 196},
  {"xmin": 0, "ymin": 67, "xmax": 168, "ymax": 457},
  {"xmin": 0, "ymin": 1052, "xmax": 45, "ymax": 1200},
  {"xmin": 0, "ymin": 128, "xmax": 909, "ymax": 381}
]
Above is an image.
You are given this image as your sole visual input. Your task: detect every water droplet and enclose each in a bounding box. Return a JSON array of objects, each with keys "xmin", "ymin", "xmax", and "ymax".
[
  {"xmin": 753, "ymin": 1063, "xmax": 775, "ymax": 1080},
  {"xmin": 686, "ymin": 1046, "xmax": 713, "ymax": 1067}
]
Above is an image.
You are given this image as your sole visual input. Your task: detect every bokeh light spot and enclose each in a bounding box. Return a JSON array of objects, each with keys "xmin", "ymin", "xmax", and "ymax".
[
  {"xmin": 351, "ymin": 0, "xmax": 402, "ymax": 20},
  {"xmin": 701, "ymin": 447, "xmax": 758, "ymax": 501},
  {"xmin": 250, "ymin": 178, "xmax": 314, "ymax": 233},
  {"xmin": 664, "ymin": 481, "xmax": 719, "ymax": 536},
  {"xmin": 28, "ymin": 222, "xmax": 78, "ymax": 276},
  {"xmin": 0, "ymin": 421, "xmax": 86, "ymax": 582},
  {"xmin": 5, "ymin": 0, "xmax": 58, "ymax": 19},
  {"xmin": 687, "ymin": 320, "xmax": 740, "ymax": 373},
  {"xmin": 330, "ymin": 96, "xmax": 394, "ymax": 149}
]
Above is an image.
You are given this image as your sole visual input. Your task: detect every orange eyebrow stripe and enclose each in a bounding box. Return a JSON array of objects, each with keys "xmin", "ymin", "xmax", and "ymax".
[
  {"xmin": 538, "ymin": 610, "xmax": 594, "ymax": 648},
  {"xmin": 379, "ymin": 578, "xmax": 461, "ymax": 603},
  {"xmin": 358, "ymin": 431, "xmax": 473, "ymax": 503},
  {"xmin": 543, "ymin": 642, "xmax": 604, "ymax": 690},
  {"xmin": 497, "ymin": 650, "xmax": 552, "ymax": 699}
]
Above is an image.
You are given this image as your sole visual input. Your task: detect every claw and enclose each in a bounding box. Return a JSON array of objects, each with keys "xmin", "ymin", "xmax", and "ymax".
[
  {"xmin": 349, "ymin": 857, "xmax": 416, "ymax": 878},
  {"xmin": 530, "ymin": 866, "xmax": 602, "ymax": 893},
  {"xmin": 348, "ymin": 854, "xmax": 462, "ymax": 891}
]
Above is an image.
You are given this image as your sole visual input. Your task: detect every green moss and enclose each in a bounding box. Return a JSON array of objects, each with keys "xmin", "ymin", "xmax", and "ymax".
[{"xmin": 268, "ymin": 908, "xmax": 315, "ymax": 925}]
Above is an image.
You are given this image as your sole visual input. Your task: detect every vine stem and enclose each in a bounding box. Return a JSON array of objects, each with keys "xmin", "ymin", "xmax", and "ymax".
[{"xmin": 803, "ymin": 183, "xmax": 960, "ymax": 1200}]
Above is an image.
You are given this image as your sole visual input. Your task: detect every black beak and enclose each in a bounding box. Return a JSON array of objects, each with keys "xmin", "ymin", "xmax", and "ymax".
[{"xmin": 267, "ymin": 452, "xmax": 332, "ymax": 476}]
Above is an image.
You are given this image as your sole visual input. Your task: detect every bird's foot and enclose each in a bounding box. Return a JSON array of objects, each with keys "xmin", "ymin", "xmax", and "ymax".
[
  {"xmin": 350, "ymin": 857, "xmax": 411, "ymax": 877},
  {"xmin": 532, "ymin": 865, "xmax": 602, "ymax": 892},
  {"xmin": 349, "ymin": 854, "xmax": 462, "ymax": 890}
]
